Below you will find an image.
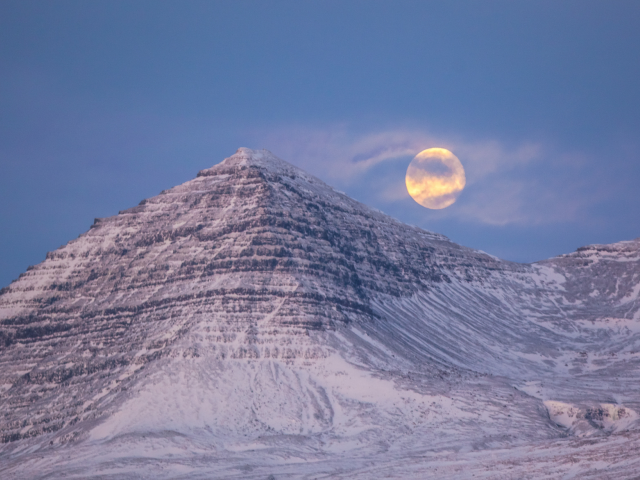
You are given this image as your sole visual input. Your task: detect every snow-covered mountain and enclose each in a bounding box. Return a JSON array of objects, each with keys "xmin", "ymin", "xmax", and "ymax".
[{"xmin": 1, "ymin": 148, "xmax": 639, "ymax": 478}]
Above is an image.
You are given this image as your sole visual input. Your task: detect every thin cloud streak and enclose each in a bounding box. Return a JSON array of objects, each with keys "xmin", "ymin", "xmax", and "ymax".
[
  {"xmin": 254, "ymin": 124, "xmax": 593, "ymax": 227},
  {"xmin": 258, "ymin": 125, "xmax": 540, "ymax": 183}
]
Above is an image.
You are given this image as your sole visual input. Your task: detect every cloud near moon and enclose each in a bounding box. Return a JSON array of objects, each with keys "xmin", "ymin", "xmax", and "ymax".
[{"xmin": 406, "ymin": 148, "xmax": 466, "ymax": 209}]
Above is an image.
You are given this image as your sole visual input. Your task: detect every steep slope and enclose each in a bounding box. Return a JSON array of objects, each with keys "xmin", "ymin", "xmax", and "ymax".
[{"xmin": 1, "ymin": 148, "xmax": 639, "ymax": 478}]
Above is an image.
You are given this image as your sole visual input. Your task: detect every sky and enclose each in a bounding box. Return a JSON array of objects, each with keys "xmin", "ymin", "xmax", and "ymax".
[{"xmin": 1, "ymin": 0, "xmax": 640, "ymax": 288}]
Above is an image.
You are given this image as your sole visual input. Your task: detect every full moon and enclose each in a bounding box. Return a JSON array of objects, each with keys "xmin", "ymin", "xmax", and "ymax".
[{"xmin": 406, "ymin": 148, "xmax": 466, "ymax": 209}]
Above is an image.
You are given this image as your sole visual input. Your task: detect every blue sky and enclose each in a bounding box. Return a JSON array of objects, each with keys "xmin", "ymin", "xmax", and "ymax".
[{"xmin": 1, "ymin": 1, "xmax": 640, "ymax": 287}]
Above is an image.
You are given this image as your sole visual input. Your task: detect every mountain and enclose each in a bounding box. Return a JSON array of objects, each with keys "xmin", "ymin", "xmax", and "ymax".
[{"xmin": 1, "ymin": 148, "xmax": 639, "ymax": 479}]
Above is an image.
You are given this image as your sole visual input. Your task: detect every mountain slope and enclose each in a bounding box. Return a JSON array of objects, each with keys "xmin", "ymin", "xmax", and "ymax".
[{"xmin": 1, "ymin": 148, "xmax": 639, "ymax": 478}]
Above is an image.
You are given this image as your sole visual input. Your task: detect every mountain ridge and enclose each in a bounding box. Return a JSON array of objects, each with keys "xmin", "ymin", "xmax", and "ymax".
[{"xmin": 1, "ymin": 148, "xmax": 639, "ymax": 478}]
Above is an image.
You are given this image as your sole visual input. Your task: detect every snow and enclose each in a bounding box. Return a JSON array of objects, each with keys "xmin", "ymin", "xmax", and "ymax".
[{"xmin": 2, "ymin": 148, "xmax": 640, "ymax": 478}]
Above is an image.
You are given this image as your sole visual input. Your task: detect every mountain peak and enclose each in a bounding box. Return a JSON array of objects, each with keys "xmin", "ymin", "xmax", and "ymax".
[
  {"xmin": 220, "ymin": 147, "xmax": 281, "ymax": 168},
  {"xmin": 197, "ymin": 147, "xmax": 310, "ymax": 180}
]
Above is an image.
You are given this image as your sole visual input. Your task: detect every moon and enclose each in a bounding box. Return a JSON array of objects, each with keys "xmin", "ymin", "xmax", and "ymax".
[{"xmin": 406, "ymin": 148, "xmax": 466, "ymax": 209}]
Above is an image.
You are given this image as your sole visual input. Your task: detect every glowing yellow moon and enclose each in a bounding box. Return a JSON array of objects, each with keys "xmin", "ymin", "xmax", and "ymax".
[{"xmin": 406, "ymin": 148, "xmax": 466, "ymax": 209}]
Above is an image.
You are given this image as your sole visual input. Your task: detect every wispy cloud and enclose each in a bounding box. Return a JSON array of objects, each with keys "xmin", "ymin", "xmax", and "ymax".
[{"xmin": 252, "ymin": 124, "xmax": 596, "ymax": 227}]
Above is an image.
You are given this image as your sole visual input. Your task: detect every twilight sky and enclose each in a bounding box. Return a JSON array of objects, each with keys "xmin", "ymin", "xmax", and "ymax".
[{"xmin": 1, "ymin": 1, "xmax": 640, "ymax": 288}]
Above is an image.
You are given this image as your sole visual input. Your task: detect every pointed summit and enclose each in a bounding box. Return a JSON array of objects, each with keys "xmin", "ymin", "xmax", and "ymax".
[{"xmin": 197, "ymin": 147, "xmax": 317, "ymax": 182}]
